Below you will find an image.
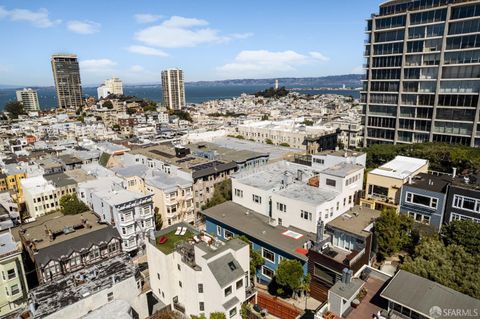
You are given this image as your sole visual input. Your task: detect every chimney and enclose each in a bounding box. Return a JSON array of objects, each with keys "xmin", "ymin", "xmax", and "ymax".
[
  {"xmin": 408, "ymin": 176, "xmax": 412, "ymax": 184},
  {"xmin": 452, "ymin": 167, "xmax": 457, "ymax": 178},
  {"xmin": 346, "ymin": 269, "xmax": 353, "ymax": 283},
  {"xmin": 297, "ymin": 169, "xmax": 303, "ymax": 181},
  {"xmin": 316, "ymin": 219, "xmax": 325, "ymax": 243},
  {"xmin": 341, "ymin": 268, "xmax": 349, "ymax": 284}
]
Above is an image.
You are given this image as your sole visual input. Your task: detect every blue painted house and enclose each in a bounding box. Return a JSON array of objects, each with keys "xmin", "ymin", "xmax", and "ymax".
[
  {"xmin": 202, "ymin": 201, "xmax": 316, "ymax": 284},
  {"xmin": 399, "ymin": 173, "xmax": 450, "ymax": 232}
]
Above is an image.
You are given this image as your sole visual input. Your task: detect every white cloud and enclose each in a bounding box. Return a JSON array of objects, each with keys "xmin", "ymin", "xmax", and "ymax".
[
  {"xmin": 162, "ymin": 16, "xmax": 208, "ymax": 28},
  {"xmin": 217, "ymin": 50, "xmax": 329, "ymax": 78},
  {"xmin": 228, "ymin": 32, "xmax": 253, "ymax": 40},
  {"xmin": 134, "ymin": 13, "xmax": 163, "ymax": 24},
  {"xmin": 67, "ymin": 20, "xmax": 100, "ymax": 34},
  {"xmin": 309, "ymin": 51, "xmax": 330, "ymax": 62},
  {"xmin": 130, "ymin": 65, "xmax": 145, "ymax": 72},
  {"xmin": 80, "ymin": 59, "xmax": 117, "ymax": 71},
  {"xmin": 127, "ymin": 45, "xmax": 168, "ymax": 57},
  {"xmin": 134, "ymin": 15, "xmax": 248, "ymax": 48},
  {"xmin": 0, "ymin": 7, "xmax": 60, "ymax": 28}
]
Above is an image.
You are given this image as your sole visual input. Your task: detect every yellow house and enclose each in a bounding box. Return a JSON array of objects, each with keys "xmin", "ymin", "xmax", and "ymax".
[
  {"xmin": 361, "ymin": 156, "xmax": 429, "ymax": 211},
  {"xmin": 0, "ymin": 231, "xmax": 28, "ymax": 317},
  {"xmin": 0, "ymin": 174, "xmax": 7, "ymax": 192}
]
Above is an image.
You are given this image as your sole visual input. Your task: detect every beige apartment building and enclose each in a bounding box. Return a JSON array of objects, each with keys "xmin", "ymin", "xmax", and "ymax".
[
  {"xmin": 361, "ymin": 155, "xmax": 428, "ymax": 211},
  {"xmin": 161, "ymin": 68, "xmax": 186, "ymax": 110}
]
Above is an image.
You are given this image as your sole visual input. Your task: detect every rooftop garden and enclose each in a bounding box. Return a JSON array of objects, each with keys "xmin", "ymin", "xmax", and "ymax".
[{"xmin": 155, "ymin": 229, "xmax": 194, "ymax": 254}]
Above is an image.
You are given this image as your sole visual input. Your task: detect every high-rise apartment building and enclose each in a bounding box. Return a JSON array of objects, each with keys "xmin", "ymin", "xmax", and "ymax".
[
  {"xmin": 15, "ymin": 88, "xmax": 40, "ymax": 111},
  {"xmin": 51, "ymin": 54, "xmax": 84, "ymax": 110},
  {"xmin": 361, "ymin": 0, "xmax": 480, "ymax": 147},
  {"xmin": 97, "ymin": 77, "xmax": 123, "ymax": 99},
  {"xmin": 161, "ymin": 68, "xmax": 186, "ymax": 110}
]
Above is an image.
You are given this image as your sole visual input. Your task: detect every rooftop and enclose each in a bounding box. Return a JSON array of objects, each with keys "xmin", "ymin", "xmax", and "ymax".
[
  {"xmin": 320, "ymin": 162, "xmax": 363, "ymax": 178},
  {"xmin": 202, "ymin": 201, "xmax": 316, "ymax": 261},
  {"xmin": 81, "ymin": 299, "xmax": 132, "ymax": 319},
  {"xmin": 64, "ymin": 169, "xmax": 96, "ymax": 183},
  {"xmin": 210, "ymin": 137, "xmax": 302, "ymax": 162},
  {"xmin": 153, "ymin": 222, "xmax": 198, "ymax": 255},
  {"xmin": 327, "ymin": 206, "xmax": 380, "ymax": 238},
  {"xmin": 370, "ymin": 156, "xmax": 428, "ymax": 180},
  {"xmin": 234, "ymin": 160, "xmax": 316, "ymax": 191},
  {"xmin": 21, "ymin": 176, "xmax": 56, "ymax": 195},
  {"xmin": 16, "ymin": 211, "xmax": 108, "ymax": 251},
  {"xmin": 29, "ymin": 255, "xmax": 137, "ymax": 319},
  {"xmin": 404, "ymin": 172, "xmax": 451, "ymax": 193},
  {"xmin": 274, "ymin": 183, "xmax": 338, "ymax": 205},
  {"xmin": 97, "ymin": 189, "xmax": 151, "ymax": 207},
  {"xmin": 112, "ymin": 164, "xmax": 149, "ymax": 178},
  {"xmin": 44, "ymin": 172, "xmax": 77, "ymax": 188},
  {"xmin": 315, "ymin": 149, "xmax": 365, "ymax": 158},
  {"xmin": 380, "ymin": 270, "xmax": 480, "ymax": 319},
  {"xmin": 145, "ymin": 171, "xmax": 192, "ymax": 191},
  {"xmin": 0, "ymin": 231, "xmax": 19, "ymax": 258},
  {"xmin": 330, "ymin": 278, "xmax": 364, "ymax": 300},
  {"xmin": 188, "ymin": 142, "xmax": 268, "ymax": 164},
  {"xmin": 208, "ymin": 252, "xmax": 245, "ymax": 288}
]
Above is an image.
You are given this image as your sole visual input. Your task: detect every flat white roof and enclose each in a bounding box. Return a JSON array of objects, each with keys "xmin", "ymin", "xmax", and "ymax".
[{"xmin": 370, "ymin": 156, "xmax": 428, "ymax": 180}]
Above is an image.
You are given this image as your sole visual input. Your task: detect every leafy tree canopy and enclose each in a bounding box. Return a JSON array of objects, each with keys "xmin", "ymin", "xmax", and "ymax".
[
  {"xmin": 374, "ymin": 209, "xmax": 413, "ymax": 260},
  {"xmin": 254, "ymin": 86, "xmax": 289, "ymax": 98},
  {"xmin": 441, "ymin": 220, "xmax": 480, "ymax": 255},
  {"xmin": 362, "ymin": 142, "xmax": 480, "ymax": 172},
  {"xmin": 402, "ymin": 238, "xmax": 480, "ymax": 299},
  {"xmin": 60, "ymin": 194, "xmax": 89, "ymax": 215},
  {"xmin": 202, "ymin": 179, "xmax": 232, "ymax": 210},
  {"xmin": 4, "ymin": 101, "xmax": 25, "ymax": 119},
  {"xmin": 275, "ymin": 259, "xmax": 304, "ymax": 293}
]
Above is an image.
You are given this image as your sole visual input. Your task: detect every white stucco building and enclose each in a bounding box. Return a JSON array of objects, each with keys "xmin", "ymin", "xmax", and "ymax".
[
  {"xmin": 231, "ymin": 160, "xmax": 364, "ymax": 233},
  {"xmin": 147, "ymin": 223, "xmax": 254, "ymax": 319}
]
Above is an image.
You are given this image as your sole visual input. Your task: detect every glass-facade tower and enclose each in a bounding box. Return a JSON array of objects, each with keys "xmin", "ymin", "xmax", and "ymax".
[{"xmin": 361, "ymin": 0, "xmax": 480, "ymax": 147}]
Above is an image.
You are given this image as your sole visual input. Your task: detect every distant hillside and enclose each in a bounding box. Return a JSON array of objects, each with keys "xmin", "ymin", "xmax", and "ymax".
[{"xmin": 186, "ymin": 74, "xmax": 364, "ymax": 88}]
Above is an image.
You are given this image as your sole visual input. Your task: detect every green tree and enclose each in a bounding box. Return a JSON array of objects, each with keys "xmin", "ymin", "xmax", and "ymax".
[
  {"xmin": 237, "ymin": 235, "xmax": 264, "ymax": 283},
  {"xmin": 275, "ymin": 259, "xmax": 305, "ymax": 298},
  {"xmin": 279, "ymin": 143, "xmax": 290, "ymax": 147},
  {"xmin": 209, "ymin": 313, "xmax": 226, "ymax": 319},
  {"xmin": 202, "ymin": 179, "xmax": 232, "ymax": 210},
  {"xmin": 261, "ymin": 114, "xmax": 269, "ymax": 121},
  {"xmin": 402, "ymin": 238, "xmax": 480, "ymax": 299},
  {"xmin": 374, "ymin": 209, "xmax": 413, "ymax": 260},
  {"xmin": 111, "ymin": 124, "xmax": 120, "ymax": 131},
  {"xmin": 441, "ymin": 220, "xmax": 480, "ymax": 255},
  {"xmin": 4, "ymin": 101, "xmax": 25, "ymax": 119},
  {"xmin": 191, "ymin": 315, "xmax": 207, "ymax": 319},
  {"xmin": 265, "ymin": 139, "xmax": 273, "ymax": 145},
  {"xmin": 302, "ymin": 120, "xmax": 314, "ymax": 126},
  {"xmin": 60, "ymin": 194, "xmax": 89, "ymax": 215},
  {"xmin": 103, "ymin": 100, "xmax": 114, "ymax": 109},
  {"xmin": 154, "ymin": 207, "xmax": 163, "ymax": 231},
  {"xmin": 126, "ymin": 107, "xmax": 137, "ymax": 115}
]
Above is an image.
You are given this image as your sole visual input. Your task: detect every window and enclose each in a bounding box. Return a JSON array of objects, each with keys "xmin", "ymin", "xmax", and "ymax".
[
  {"xmin": 406, "ymin": 192, "xmax": 438, "ymax": 208},
  {"xmin": 216, "ymin": 225, "xmax": 222, "ymax": 236},
  {"xmin": 89, "ymin": 247, "xmax": 100, "ymax": 260},
  {"xmin": 326, "ymin": 179, "xmax": 336, "ymax": 187},
  {"xmin": 234, "ymin": 188, "xmax": 243, "ymax": 198},
  {"xmin": 301, "ymin": 210, "xmax": 312, "ymax": 221},
  {"xmin": 199, "ymin": 302, "xmax": 205, "ymax": 311},
  {"xmin": 224, "ymin": 229, "xmax": 234, "ymax": 239},
  {"xmin": 179, "ymin": 281, "xmax": 182, "ymax": 288},
  {"xmin": 177, "ymin": 264, "xmax": 181, "ymax": 271},
  {"xmin": 452, "ymin": 195, "xmax": 480, "ymax": 213},
  {"xmin": 6, "ymin": 269, "xmax": 16, "ymax": 280},
  {"xmin": 224, "ymin": 286, "xmax": 232, "ymax": 297},
  {"xmin": 236, "ymin": 279, "xmax": 243, "ymax": 289},
  {"xmin": 261, "ymin": 266, "xmax": 274, "ymax": 279},
  {"xmin": 262, "ymin": 248, "xmax": 275, "ymax": 263},
  {"xmin": 276, "ymin": 202, "xmax": 286, "ymax": 212},
  {"xmin": 229, "ymin": 307, "xmax": 237, "ymax": 318},
  {"xmin": 10, "ymin": 284, "xmax": 19, "ymax": 296},
  {"xmin": 157, "ymin": 273, "xmax": 160, "ymax": 280},
  {"xmin": 252, "ymin": 195, "xmax": 262, "ymax": 204},
  {"xmin": 198, "ymin": 284, "xmax": 203, "ymax": 293},
  {"xmin": 107, "ymin": 292, "xmax": 114, "ymax": 302},
  {"xmin": 313, "ymin": 158, "xmax": 324, "ymax": 165}
]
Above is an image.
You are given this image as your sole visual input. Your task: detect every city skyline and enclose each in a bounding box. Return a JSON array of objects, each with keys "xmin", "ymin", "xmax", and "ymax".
[{"xmin": 0, "ymin": 0, "xmax": 382, "ymax": 86}]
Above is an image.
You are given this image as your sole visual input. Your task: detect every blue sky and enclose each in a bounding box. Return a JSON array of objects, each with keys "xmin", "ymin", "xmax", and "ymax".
[{"xmin": 0, "ymin": 0, "xmax": 382, "ymax": 86}]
